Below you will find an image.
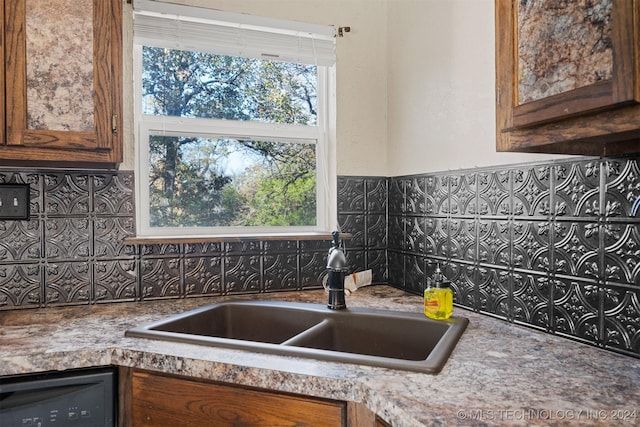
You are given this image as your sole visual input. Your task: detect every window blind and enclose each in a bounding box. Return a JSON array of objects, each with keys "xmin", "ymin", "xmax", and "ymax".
[{"xmin": 133, "ymin": 0, "xmax": 336, "ymax": 66}]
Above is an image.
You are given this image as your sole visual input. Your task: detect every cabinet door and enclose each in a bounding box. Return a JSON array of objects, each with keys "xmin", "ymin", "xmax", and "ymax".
[
  {"xmin": 3, "ymin": 0, "xmax": 122, "ymax": 165},
  {"xmin": 503, "ymin": 0, "xmax": 635, "ymax": 128},
  {"xmin": 131, "ymin": 370, "xmax": 346, "ymax": 427},
  {"xmin": 495, "ymin": 0, "xmax": 640, "ymax": 155}
]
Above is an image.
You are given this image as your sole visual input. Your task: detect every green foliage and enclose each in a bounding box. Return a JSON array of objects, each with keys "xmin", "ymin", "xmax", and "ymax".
[
  {"xmin": 243, "ymin": 173, "xmax": 316, "ymax": 226},
  {"xmin": 149, "ymin": 136, "xmax": 234, "ymax": 227},
  {"xmin": 142, "ymin": 47, "xmax": 316, "ymax": 124},
  {"xmin": 142, "ymin": 47, "xmax": 318, "ymax": 228},
  {"xmin": 235, "ymin": 142, "xmax": 317, "ymax": 226}
]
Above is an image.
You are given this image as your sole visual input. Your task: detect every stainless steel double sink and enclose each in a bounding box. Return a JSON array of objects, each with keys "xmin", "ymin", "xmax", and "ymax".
[{"xmin": 126, "ymin": 301, "xmax": 469, "ymax": 373}]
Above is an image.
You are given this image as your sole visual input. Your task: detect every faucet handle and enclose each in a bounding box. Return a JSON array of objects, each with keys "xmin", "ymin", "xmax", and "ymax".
[{"xmin": 331, "ymin": 230, "xmax": 340, "ymax": 248}]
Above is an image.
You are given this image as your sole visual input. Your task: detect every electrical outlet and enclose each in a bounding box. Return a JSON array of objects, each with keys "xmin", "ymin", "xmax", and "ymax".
[{"xmin": 0, "ymin": 184, "xmax": 30, "ymax": 220}]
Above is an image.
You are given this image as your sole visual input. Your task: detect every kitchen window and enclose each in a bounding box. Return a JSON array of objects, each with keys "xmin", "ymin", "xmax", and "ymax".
[{"xmin": 132, "ymin": 0, "xmax": 336, "ymax": 237}]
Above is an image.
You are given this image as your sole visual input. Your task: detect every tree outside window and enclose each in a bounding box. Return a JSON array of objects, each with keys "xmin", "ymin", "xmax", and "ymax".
[{"xmin": 141, "ymin": 47, "xmax": 319, "ymax": 229}]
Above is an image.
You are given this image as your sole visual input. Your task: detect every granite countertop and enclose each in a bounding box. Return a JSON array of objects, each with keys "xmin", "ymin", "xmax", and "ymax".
[{"xmin": 2, "ymin": 286, "xmax": 640, "ymax": 427}]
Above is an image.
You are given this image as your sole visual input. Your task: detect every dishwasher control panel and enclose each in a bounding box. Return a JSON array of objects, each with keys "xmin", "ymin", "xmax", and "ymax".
[{"xmin": 0, "ymin": 367, "xmax": 115, "ymax": 427}]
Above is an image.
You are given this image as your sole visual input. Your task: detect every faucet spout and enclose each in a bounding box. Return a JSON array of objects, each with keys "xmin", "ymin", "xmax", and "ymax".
[{"xmin": 327, "ymin": 231, "xmax": 348, "ymax": 310}]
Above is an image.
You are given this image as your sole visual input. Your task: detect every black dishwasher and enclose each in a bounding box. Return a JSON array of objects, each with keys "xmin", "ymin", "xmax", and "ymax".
[{"xmin": 0, "ymin": 366, "xmax": 116, "ymax": 427}]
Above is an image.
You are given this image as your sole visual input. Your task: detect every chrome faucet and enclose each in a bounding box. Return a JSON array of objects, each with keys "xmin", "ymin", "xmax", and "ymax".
[{"xmin": 326, "ymin": 231, "xmax": 348, "ymax": 310}]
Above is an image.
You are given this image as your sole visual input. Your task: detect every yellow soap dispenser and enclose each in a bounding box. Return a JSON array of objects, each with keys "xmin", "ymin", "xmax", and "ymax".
[{"xmin": 423, "ymin": 263, "xmax": 453, "ymax": 320}]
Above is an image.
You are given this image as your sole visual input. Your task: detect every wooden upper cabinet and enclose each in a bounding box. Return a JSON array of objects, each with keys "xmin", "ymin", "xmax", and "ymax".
[
  {"xmin": 2, "ymin": 0, "xmax": 122, "ymax": 166},
  {"xmin": 496, "ymin": 0, "xmax": 640, "ymax": 155}
]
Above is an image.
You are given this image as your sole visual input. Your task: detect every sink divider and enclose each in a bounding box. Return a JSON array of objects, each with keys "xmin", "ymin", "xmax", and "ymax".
[{"xmin": 280, "ymin": 319, "xmax": 333, "ymax": 346}]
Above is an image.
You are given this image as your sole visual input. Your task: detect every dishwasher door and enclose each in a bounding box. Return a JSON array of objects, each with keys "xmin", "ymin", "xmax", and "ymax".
[{"xmin": 0, "ymin": 367, "xmax": 116, "ymax": 427}]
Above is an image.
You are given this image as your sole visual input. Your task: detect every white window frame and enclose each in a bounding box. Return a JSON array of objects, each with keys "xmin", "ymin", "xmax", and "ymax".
[{"xmin": 132, "ymin": 4, "xmax": 337, "ymax": 237}]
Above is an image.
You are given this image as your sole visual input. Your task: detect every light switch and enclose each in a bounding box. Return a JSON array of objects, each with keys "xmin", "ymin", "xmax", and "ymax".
[{"xmin": 0, "ymin": 184, "xmax": 30, "ymax": 220}]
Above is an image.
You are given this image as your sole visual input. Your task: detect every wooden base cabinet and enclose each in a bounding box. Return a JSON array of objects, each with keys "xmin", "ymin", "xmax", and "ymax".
[{"xmin": 120, "ymin": 368, "xmax": 386, "ymax": 427}]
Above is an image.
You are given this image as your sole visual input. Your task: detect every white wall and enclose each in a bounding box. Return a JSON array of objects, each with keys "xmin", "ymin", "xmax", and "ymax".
[
  {"xmin": 122, "ymin": 0, "xmax": 389, "ymax": 176},
  {"xmin": 386, "ymin": 0, "xmax": 567, "ymax": 176}
]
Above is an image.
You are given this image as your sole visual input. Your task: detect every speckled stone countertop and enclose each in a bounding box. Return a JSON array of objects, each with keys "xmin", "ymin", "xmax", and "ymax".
[{"xmin": 2, "ymin": 286, "xmax": 640, "ymax": 427}]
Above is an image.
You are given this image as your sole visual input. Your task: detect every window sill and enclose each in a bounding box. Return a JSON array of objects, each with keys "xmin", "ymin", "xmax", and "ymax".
[{"xmin": 124, "ymin": 232, "xmax": 352, "ymax": 245}]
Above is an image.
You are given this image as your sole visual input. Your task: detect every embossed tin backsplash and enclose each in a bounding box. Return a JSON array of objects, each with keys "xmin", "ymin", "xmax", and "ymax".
[
  {"xmin": 1, "ymin": 156, "xmax": 638, "ymax": 358},
  {"xmin": 0, "ymin": 170, "xmax": 381, "ymax": 308},
  {"xmin": 0, "ymin": 171, "xmax": 136, "ymax": 307},
  {"xmin": 384, "ymin": 156, "xmax": 640, "ymax": 358}
]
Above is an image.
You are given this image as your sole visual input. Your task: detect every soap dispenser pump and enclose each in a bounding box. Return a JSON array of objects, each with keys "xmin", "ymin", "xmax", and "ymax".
[{"xmin": 424, "ymin": 263, "xmax": 453, "ymax": 320}]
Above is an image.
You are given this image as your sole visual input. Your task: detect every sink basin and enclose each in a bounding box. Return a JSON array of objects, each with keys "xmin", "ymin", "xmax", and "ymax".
[
  {"xmin": 125, "ymin": 301, "xmax": 468, "ymax": 373},
  {"xmin": 137, "ymin": 302, "xmax": 324, "ymax": 344}
]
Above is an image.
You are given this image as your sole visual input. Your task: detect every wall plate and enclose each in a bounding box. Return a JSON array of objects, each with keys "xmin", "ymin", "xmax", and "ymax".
[{"xmin": 0, "ymin": 184, "xmax": 30, "ymax": 220}]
